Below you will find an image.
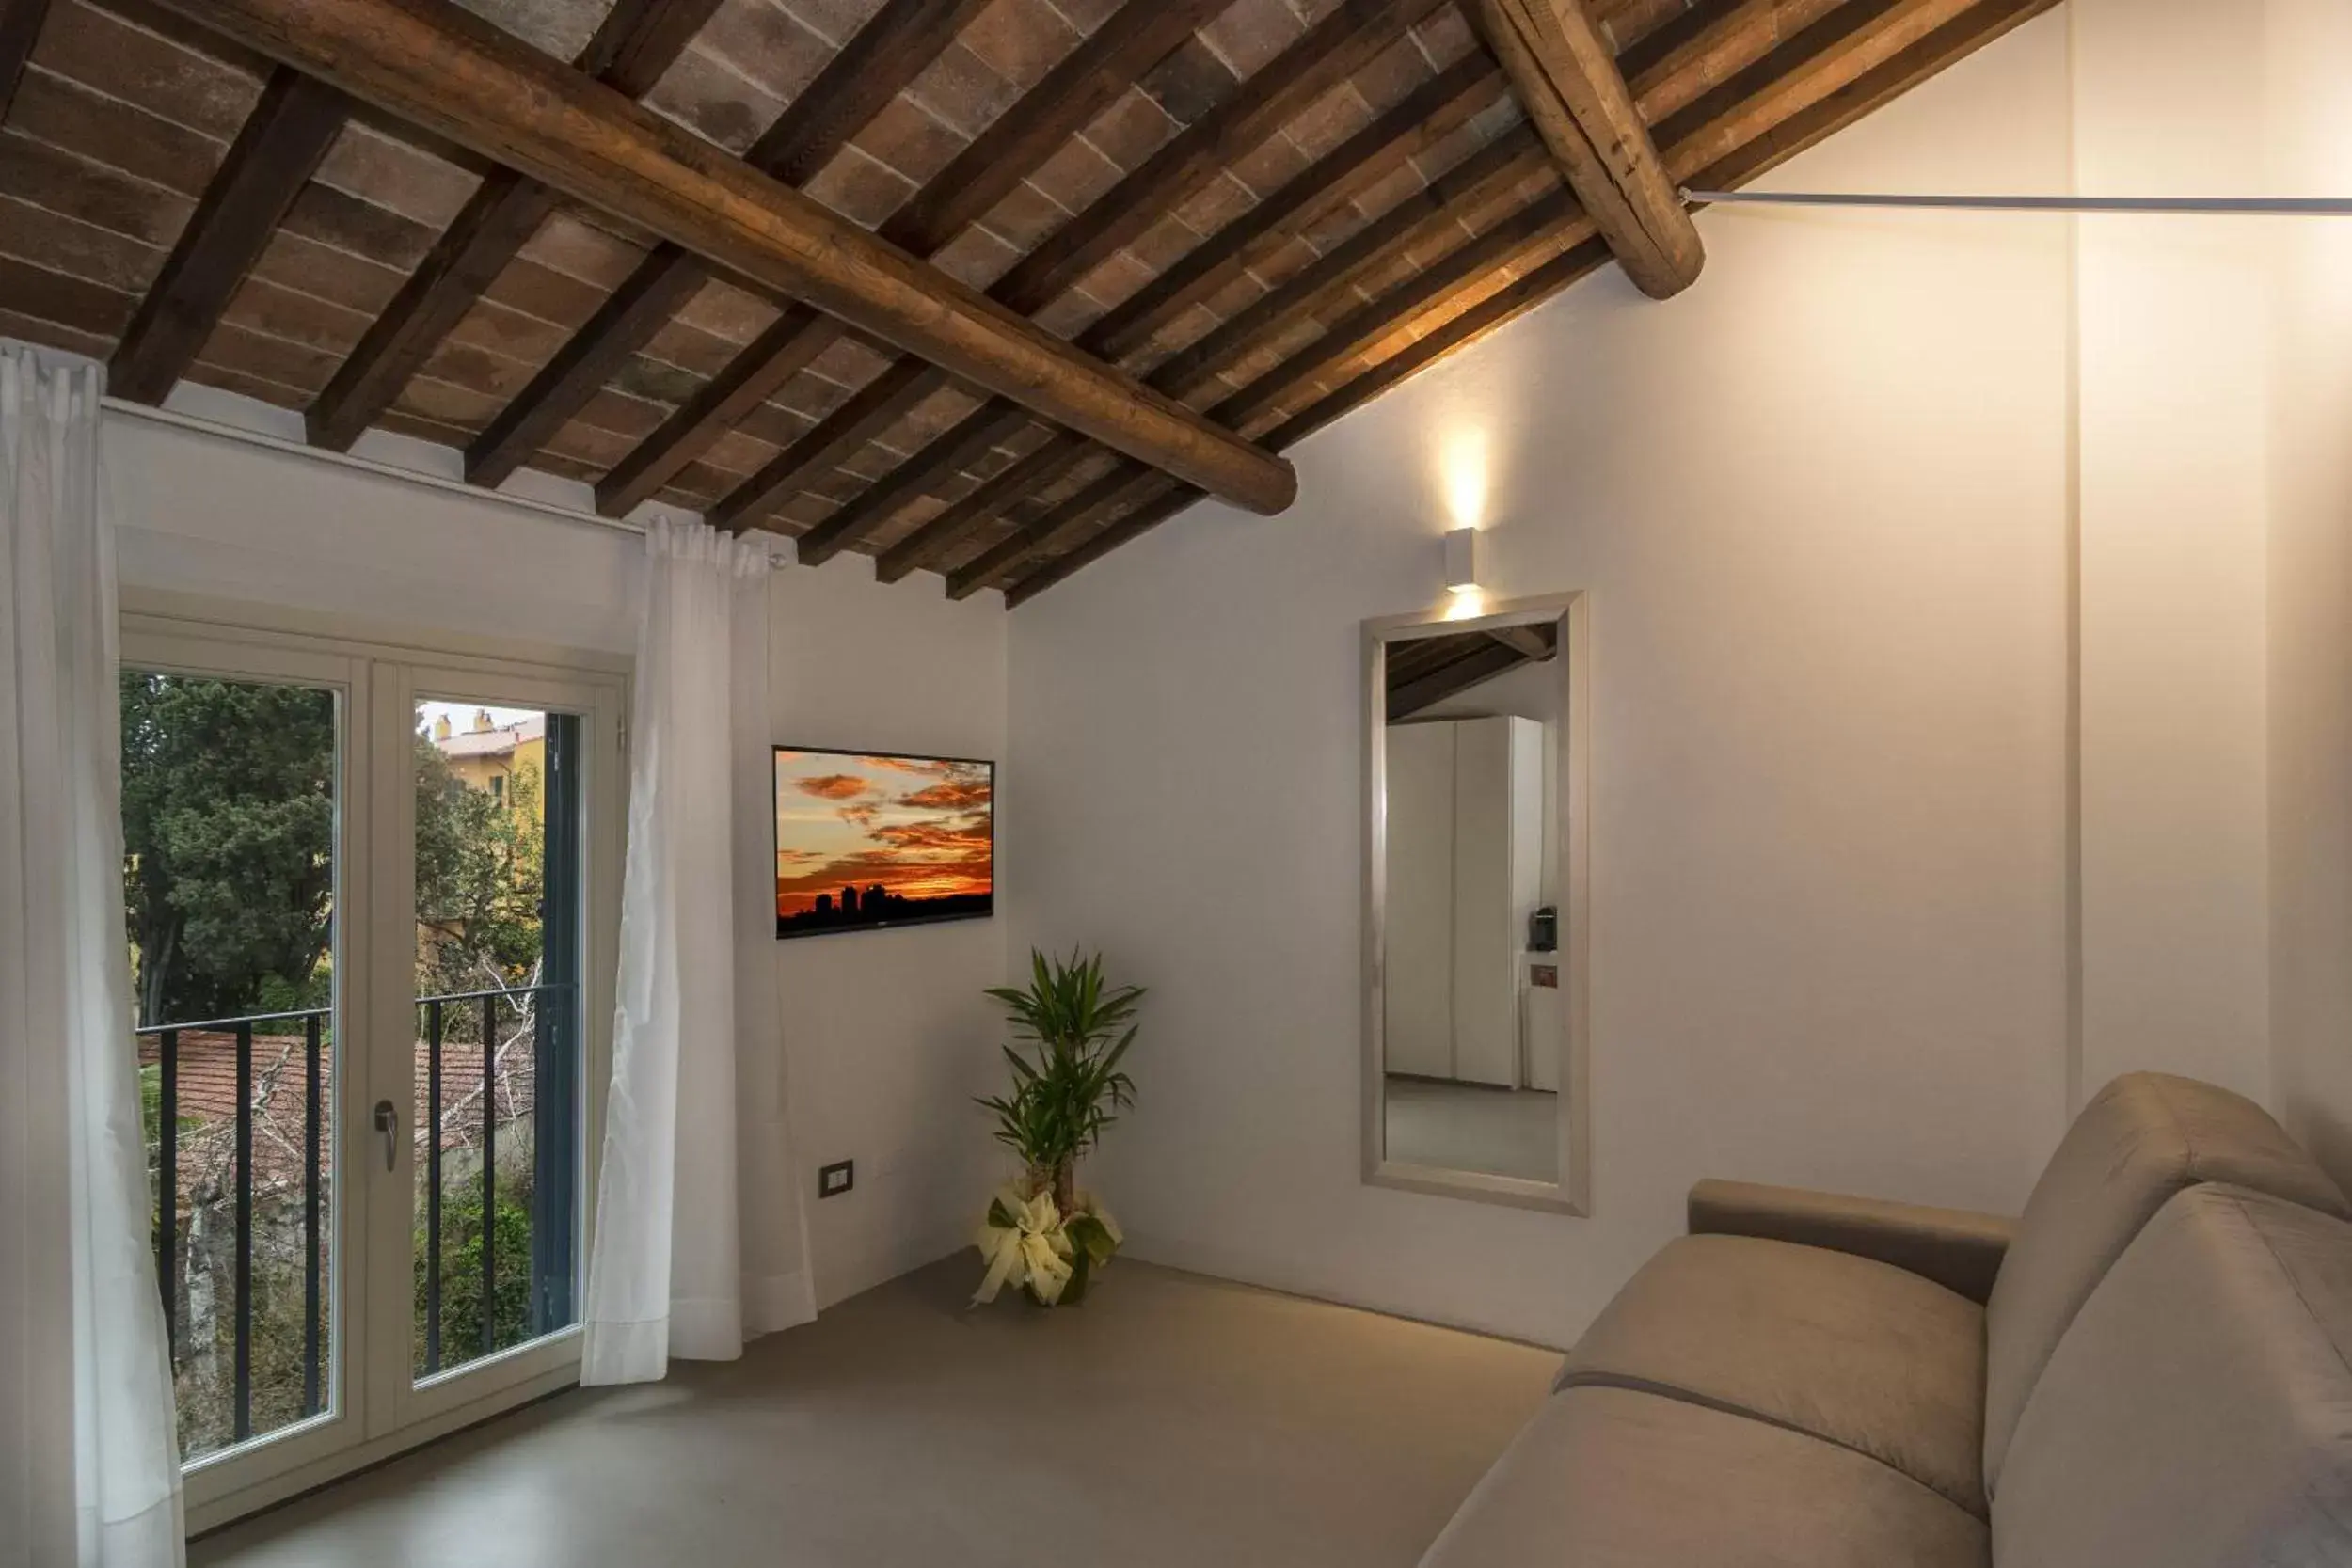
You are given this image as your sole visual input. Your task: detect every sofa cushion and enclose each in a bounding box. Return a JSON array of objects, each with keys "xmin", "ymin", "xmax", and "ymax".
[
  {"xmin": 1418, "ymin": 1386, "xmax": 1988, "ymax": 1568},
  {"xmin": 1993, "ymin": 1185, "xmax": 2352, "ymax": 1568},
  {"xmin": 1980, "ymin": 1071, "xmax": 2349, "ymax": 1495},
  {"xmin": 1556, "ymin": 1233, "xmax": 1986, "ymax": 1514}
]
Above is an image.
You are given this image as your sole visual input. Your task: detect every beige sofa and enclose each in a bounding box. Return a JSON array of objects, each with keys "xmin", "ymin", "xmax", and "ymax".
[{"xmin": 1421, "ymin": 1072, "xmax": 2352, "ymax": 1568}]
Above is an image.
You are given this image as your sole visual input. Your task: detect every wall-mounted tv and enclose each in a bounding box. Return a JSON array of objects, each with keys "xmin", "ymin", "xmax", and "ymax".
[{"xmin": 773, "ymin": 747, "xmax": 994, "ymax": 939}]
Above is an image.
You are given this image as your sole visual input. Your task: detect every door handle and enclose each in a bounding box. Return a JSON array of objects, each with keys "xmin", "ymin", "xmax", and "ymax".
[{"xmin": 373, "ymin": 1100, "xmax": 398, "ymax": 1172}]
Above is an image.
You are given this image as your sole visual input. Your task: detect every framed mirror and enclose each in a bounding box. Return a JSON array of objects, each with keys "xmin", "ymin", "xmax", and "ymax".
[{"xmin": 1363, "ymin": 592, "xmax": 1589, "ymax": 1213}]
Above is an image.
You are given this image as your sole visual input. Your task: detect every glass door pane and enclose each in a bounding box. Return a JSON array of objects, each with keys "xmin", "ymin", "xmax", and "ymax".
[
  {"xmin": 409, "ymin": 701, "xmax": 584, "ymax": 1383},
  {"xmin": 122, "ymin": 670, "xmax": 341, "ymax": 1465}
]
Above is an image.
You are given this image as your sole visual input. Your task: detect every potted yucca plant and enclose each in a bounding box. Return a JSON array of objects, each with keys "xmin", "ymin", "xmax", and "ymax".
[{"xmin": 971, "ymin": 949, "xmax": 1143, "ymax": 1307}]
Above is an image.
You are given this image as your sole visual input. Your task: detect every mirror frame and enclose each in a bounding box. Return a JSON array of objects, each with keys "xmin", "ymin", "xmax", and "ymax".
[{"xmin": 1361, "ymin": 590, "xmax": 1591, "ymax": 1214}]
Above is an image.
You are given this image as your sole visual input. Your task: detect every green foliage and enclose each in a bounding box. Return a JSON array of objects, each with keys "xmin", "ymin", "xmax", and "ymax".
[
  {"xmin": 120, "ymin": 673, "xmax": 337, "ymax": 1025},
  {"xmin": 414, "ymin": 1170, "xmax": 535, "ymax": 1371},
  {"xmin": 413, "ymin": 741, "xmax": 546, "ymax": 1002},
  {"xmin": 977, "ymin": 950, "xmax": 1144, "ymax": 1179},
  {"xmin": 117, "ymin": 673, "xmax": 545, "ymax": 1032}
]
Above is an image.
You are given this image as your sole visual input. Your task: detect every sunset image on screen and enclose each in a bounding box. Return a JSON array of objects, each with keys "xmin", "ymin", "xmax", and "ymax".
[{"xmin": 773, "ymin": 751, "xmax": 993, "ymax": 937}]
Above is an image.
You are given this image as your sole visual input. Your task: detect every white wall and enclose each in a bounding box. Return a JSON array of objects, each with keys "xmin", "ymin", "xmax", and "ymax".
[
  {"xmin": 105, "ymin": 395, "xmax": 1009, "ymax": 1312},
  {"xmin": 762, "ymin": 557, "xmax": 1009, "ymax": 1307},
  {"xmin": 2073, "ymin": 0, "xmax": 2273, "ymax": 1103},
  {"xmin": 2265, "ymin": 0, "xmax": 2352, "ymax": 1188},
  {"xmin": 1009, "ymin": 16, "xmax": 2078, "ymax": 1346}
]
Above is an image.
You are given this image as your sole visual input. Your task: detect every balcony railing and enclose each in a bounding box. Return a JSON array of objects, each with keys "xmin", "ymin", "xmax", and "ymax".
[
  {"xmin": 142, "ymin": 979, "xmax": 575, "ymax": 1462},
  {"xmin": 141, "ymin": 1006, "xmax": 328, "ymax": 1449},
  {"xmin": 417, "ymin": 983, "xmax": 574, "ymax": 1378}
]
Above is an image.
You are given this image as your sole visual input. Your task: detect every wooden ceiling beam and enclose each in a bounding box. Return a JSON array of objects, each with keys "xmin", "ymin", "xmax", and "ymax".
[
  {"xmin": 1487, "ymin": 623, "xmax": 1556, "ymax": 659},
  {"xmin": 898, "ymin": 133, "xmax": 1554, "ymax": 584},
  {"xmin": 109, "ymin": 67, "xmax": 349, "ymax": 404},
  {"xmin": 946, "ymin": 461, "xmax": 1163, "ymax": 598},
  {"xmin": 771, "ymin": 0, "xmax": 1444, "ymax": 561},
  {"xmin": 1631, "ymin": 0, "xmax": 1851, "ymax": 126},
  {"xmin": 711, "ymin": 357, "xmax": 948, "ymax": 535},
  {"xmin": 599, "ymin": 0, "xmax": 1227, "ymax": 522},
  {"xmin": 820, "ymin": 55, "xmax": 1505, "ymax": 564},
  {"xmin": 1210, "ymin": 185, "xmax": 1584, "ymax": 431},
  {"xmin": 799, "ymin": 1, "xmax": 1479, "ymax": 565},
  {"xmin": 465, "ymin": 0, "xmax": 991, "ymax": 490},
  {"xmin": 1084, "ymin": 54, "xmax": 1507, "ymax": 366},
  {"xmin": 1245, "ymin": 0, "xmax": 2036, "ymax": 449},
  {"xmin": 1263, "ymin": 235, "xmax": 1613, "ymax": 449},
  {"xmin": 1389, "ymin": 635, "xmax": 1535, "ymax": 719},
  {"xmin": 873, "ymin": 432, "xmax": 1093, "ymax": 582},
  {"xmin": 1004, "ymin": 0, "xmax": 2063, "ymax": 604},
  {"xmin": 305, "ymin": 0, "xmax": 726, "ymax": 451},
  {"xmin": 973, "ymin": 0, "xmax": 1828, "ymax": 592},
  {"xmin": 1148, "ymin": 127, "xmax": 1549, "ymax": 401},
  {"xmin": 594, "ymin": 303, "xmax": 840, "ymax": 513},
  {"xmin": 802, "ymin": 399, "xmax": 1034, "ymax": 566},
  {"xmin": 0, "ymin": 0, "xmax": 47, "ymax": 124},
  {"xmin": 167, "ymin": 0, "xmax": 1296, "ymax": 513},
  {"xmin": 1668, "ymin": 0, "xmax": 2049, "ymax": 190},
  {"xmin": 1479, "ymin": 0, "xmax": 1702, "ymax": 299},
  {"xmin": 991, "ymin": 0, "xmax": 1456, "ymax": 322},
  {"xmin": 880, "ymin": 0, "xmax": 1234, "ymax": 261},
  {"xmin": 1001, "ymin": 481, "xmax": 1201, "ymax": 606}
]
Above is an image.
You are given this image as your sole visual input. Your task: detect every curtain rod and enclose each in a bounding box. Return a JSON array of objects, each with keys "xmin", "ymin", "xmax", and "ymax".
[
  {"xmin": 102, "ymin": 395, "xmax": 660, "ymax": 540},
  {"xmin": 1682, "ymin": 189, "xmax": 2352, "ymax": 216}
]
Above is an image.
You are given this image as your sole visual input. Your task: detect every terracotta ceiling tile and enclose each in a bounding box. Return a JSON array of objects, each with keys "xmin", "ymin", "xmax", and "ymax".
[
  {"xmin": 1221, "ymin": 130, "xmax": 1312, "ymax": 199},
  {"xmin": 775, "ymin": 0, "xmax": 889, "ymax": 45},
  {"xmin": 1138, "ymin": 36, "xmax": 1237, "ymax": 124},
  {"xmin": 904, "ymin": 42, "xmax": 1020, "ymax": 139},
  {"xmin": 1283, "ymin": 82, "xmax": 1375, "ymax": 164},
  {"xmin": 977, "ymin": 180, "xmax": 1072, "ymax": 251},
  {"xmin": 642, "ymin": 44, "xmax": 787, "ymax": 153},
  {"xmin": 37, "ymin": 1, "xmax": 262, "ymax": 139},
  {"xmin": 1078, "ymin": 86, "xmax": 1179, "ymax": 172},
  {"xmin": 693, "ymin": 0, "xmax": 834, "ymax": 106},
  {"xmin": 960, "ymin": 0, "xmax": 1083, "ymax": 94},
  {"xmin": 281, "ymin": 184, "xmax": 437, "ymax": 271},
  {"xmin": 673, "ymin": 277, "xmax": 780, "ymax": 347},
  {"xmin": 0, "ymin": 195, "xmax": 159, "ymax": 295},
  {"xmin": 0, "ymin": 129, "xmax": 192, "ymax": 247},
  {"xmin": 1199, "ymin": 0, "xmax": 1307, "ymax": 80},
  {"xmin": 850, "ymin": 94, "xmax": 967, "ymax": 190},
  {"xmin": 312, "ymin": 123, "xmax": 479, "ymax": 230},
  {"xmin": 450, "ymin": 0, "xmax": 612, "ymax": 60},
  {"xmin": 7, "ymin": 69, "xmax": 221, "ymax": 196},
  {"xmin": 802, "ymin": 143, "xmax": 917, "ymax": 229},
  {"xmin": 1024, "ymin": 135, "xmax": 1123, "ymax": 215},
  {"xmin": 930, "ymin": 224, "xmax": 1022, "ymax": 290}
]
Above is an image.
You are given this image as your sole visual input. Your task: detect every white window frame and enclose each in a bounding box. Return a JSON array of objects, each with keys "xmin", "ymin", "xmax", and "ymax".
[{"xmin": 120, "ymin": 587, "xmax": 628, "ymax": 1534}]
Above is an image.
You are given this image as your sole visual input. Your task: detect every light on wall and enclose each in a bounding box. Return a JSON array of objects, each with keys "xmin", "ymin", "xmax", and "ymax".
[
  {"xmin": 1439, "ymin": 429, "xmax": 1490, "ymax": 531},
  {"xmin": 1442, "ymin": 526, "xmax": 1485, "ymax": 618}
]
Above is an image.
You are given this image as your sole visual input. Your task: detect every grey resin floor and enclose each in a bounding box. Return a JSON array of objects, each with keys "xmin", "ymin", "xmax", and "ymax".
[{"xmin": 193, "ymin": 1257, "xmax": 1556, "ymax": 1568}]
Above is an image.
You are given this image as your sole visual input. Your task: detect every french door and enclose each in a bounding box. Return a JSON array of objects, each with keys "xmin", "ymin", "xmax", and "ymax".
[{"xmin": 121, "ymin": 601, "xmax": 624, "ymax": 1533}]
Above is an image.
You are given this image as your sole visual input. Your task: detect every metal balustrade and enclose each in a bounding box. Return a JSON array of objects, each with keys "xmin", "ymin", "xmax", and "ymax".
[{"xmin": 142, "ymin": 976, "xmax": 576, "ymax": 1457}]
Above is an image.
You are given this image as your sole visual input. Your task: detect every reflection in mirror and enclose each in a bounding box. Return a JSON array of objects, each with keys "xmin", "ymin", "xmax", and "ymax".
[{"xmin": 1368, "ymin": 599, "xmax": 1582, "ymax": 1209}]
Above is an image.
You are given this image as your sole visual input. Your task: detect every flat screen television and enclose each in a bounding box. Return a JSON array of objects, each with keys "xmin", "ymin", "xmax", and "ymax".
[{"xmin": 772, "ymin": 747, "xmax": 994, "ymax": 939}]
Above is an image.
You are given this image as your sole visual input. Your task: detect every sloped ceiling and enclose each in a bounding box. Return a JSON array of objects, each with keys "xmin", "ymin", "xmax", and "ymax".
[{"xmin": 0, "ymin": 0, "xmax": 2054, "ymax": 602}]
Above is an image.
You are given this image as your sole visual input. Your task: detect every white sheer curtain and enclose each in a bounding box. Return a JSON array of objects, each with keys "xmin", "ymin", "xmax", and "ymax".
[
  {"xmin": 580, "ymin": 516, "xmax": 816, "ymax": 1384},
  {"xmin": 0, "ymin": 344, "xmax": 184, "ymax": 1563}
]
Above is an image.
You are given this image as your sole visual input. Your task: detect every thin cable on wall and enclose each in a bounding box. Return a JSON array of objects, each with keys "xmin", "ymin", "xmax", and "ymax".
[{"xmin": 1682, "ymin": 189, "xmax": 2352, "ymax": 216}]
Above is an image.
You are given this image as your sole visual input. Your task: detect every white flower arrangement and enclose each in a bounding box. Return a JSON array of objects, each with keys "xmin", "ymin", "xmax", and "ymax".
[{"xmin": 971, "ymin": 1180, "xmax": 1122, "ymax": 1307}]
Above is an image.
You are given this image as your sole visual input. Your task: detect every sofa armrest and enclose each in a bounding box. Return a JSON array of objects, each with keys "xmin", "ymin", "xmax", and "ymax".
[{"xmin": 1686, "ymin": 1179, "xmax": 2016, "ymax": 1304}]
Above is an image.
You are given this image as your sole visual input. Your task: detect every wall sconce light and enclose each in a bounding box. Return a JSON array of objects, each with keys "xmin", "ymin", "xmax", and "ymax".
[
  {"xmin": 1443, "ymin": 526, "xmax": 1482, "ymax": 593},
  {"xmin": 1441, "ymin": 527, "xmax": 1485, "ymax": 619}
]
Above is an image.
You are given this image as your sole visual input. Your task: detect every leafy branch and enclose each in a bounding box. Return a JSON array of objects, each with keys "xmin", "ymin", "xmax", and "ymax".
[{"xmin": 977, "ymin": 950, "xmax": 1143, "ymax": 1208}]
